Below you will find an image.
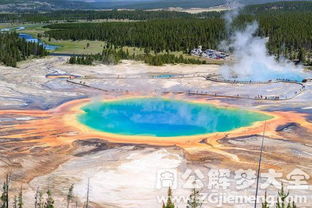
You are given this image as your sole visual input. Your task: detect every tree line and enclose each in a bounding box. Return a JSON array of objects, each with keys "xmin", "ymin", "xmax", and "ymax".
[
  {"xmin": 68, "ymin": 45, "xmax": 207, "ymax": 66},
  {"xmin": 44, "ymin": 9, "xmax": 312, "ymax": 65},
  {"xmin": 0, "ymin": 175, "xmax": 76, "ymax": 208},
  {"xmin": 0, "ymin": 32, "xmax": 48, "ymax": 67},
  {"xmin": 163, "ymin": 184, "xmax": 298, "ymax": 208},
  {"xmin": 0, "ymin": 10, "xmax": 222, "ymax": 23}
]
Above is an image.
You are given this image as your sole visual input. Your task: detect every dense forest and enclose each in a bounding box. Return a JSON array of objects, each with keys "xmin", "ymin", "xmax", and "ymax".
[
  {"xmin": 0, "ymin": 10, "xmax": 190, "ymax": 23},
  {"xmin": 0, "ymin": 10, "xmax": 222, "ymax": 23},
  {"xmin": 68, "ymin": 45, "xmax": 206, "ymax": 66},
  {"xmin": 1, "ymin": 1, "xmax": 312, "ymax": 23},
  {"xmin": 45, "ymin": 19, "xmax": 225, "ymax": 53},
  {"xmin": 44, "ymin": 9, "xmax": 312, "ymax": 65},
  {"xmin": 0, "ymin": 33, "xmax": 48, "ymax": 67}
]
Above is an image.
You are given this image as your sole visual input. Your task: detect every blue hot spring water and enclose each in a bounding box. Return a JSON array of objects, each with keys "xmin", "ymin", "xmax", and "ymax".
[
  {"xmin": 247, "ymin": 62, "xmax": 305, "ymax": 82},
  {"xmin": 77, "ymin": 98, "xmax": 272, "ymax": 137}
]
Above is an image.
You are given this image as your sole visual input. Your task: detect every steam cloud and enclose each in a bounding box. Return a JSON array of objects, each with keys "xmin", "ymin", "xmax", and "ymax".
[{"xmin": 220, "ymin": 1, "xmax": 305, "ymax": 82}]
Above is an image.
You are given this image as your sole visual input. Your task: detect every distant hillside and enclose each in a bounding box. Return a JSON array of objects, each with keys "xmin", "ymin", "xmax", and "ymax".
[
  {"xmin": 0, "ymin": 0, "xmax": 92, "ymax": 11},
  {"xmin": 93, "ymin": 0, "xmax": 312, "ymax": 9},
  {"xmin": 1, "ymin": 0, "xmax": 312, "ymax": 11},
  {"xmin": 244, "ymin": 0, "xmax": 312, "ymax": 12}
]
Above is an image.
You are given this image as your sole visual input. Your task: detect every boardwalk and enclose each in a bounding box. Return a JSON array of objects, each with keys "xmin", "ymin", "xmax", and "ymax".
[{"xmin": 67, "ymin": 78, "xmax": 306, "ymax": 101}]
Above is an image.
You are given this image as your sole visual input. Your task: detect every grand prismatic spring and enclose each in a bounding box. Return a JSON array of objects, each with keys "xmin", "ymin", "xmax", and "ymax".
[{"xmin": 78, "ymin": 98, "xmax": 272, "ymax": 137}]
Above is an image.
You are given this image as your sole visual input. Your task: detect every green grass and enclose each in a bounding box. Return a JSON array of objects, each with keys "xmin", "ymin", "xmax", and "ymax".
[
  {"xmin": 13, "ymin": 24, "xmax": 104, "ymax": 54},
  {"xmin": 122, "ymin": 46, "xmax": 145, "ymax": 55},
  {"xmin": 42, "ymin": 38, "xmax": 105, "ymax": 54},
  {"xmin": 19, "ymin": 24, "xmax": 54, "ymax": 39},
  {"xmin": 19, "ymin": 24, "xmax": 103, "ymax": 54},
  {"xmin": 0, "ymin": 23, "xmax": 25, "ymax": 29},
  {"xmin": 0, "ymin": 23, "xmax": 15, "ymax": 29}
]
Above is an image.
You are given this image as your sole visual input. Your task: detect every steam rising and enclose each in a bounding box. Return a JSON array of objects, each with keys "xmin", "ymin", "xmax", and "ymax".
[
  {"xmin": 220, "ymin": 1, "xmax": 305, "ymax": 82},
  {"xmin": 224, "ymin": 0, "xmax": 242, "ymax": 30}
]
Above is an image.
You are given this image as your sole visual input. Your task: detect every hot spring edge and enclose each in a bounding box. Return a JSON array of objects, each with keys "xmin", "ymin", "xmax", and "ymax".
[{"xmin": 77, "ymin": 98, "xmax": 273, "ymax": 137}]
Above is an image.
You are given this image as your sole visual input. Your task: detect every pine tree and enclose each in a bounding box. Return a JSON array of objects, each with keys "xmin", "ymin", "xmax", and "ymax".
[
  {"xmin": 44, "ymin": 190, "xmax": 54, "ymax": 208},
  {"xmin": 35, "ymin": 187, "xmax": 44, "ymax": 208},
  {"xmin": 275, "ymin": 184, "xmax": 295, "ymax": 208},
  {"xmin": 13, "ymin": 196, "xmax": 17, "ymax": 208},
  {"xmin": 186, "ymin": 187, "xmax": 202, "ymax": 208},
  {"xmin": 262, "ymin": 192, "xmax": 270, "ymax": 208},
  {"xmin": 298, "ymin": 48, "xmax": 306, "ymax": 63},
  {"xmin": 67, "ymin": 184, "xmax": 74, "ymax": 208},
  {"xmin": 163, "ymin": 187, "xmax": 175, "ymax": 208},
  {"xmin": 84, "ymin": 179, "xmax": 90, "ymax": 208},
  {"xmin": 68, "ymin": 56, "xmax": 76, "ymax": 64},
  {"xmin": 0, "ymin": 175, "xmax": 9, "ymax": 208},
  {"xmin": 17, "ymin": 186, "xmax": 23, "ymax": 208},
  {"xmin": 35, "ymin": 188, "xmax": 39, "ymax": 208},
  {"xmin": 291, "ymin": 201, "xmax": 297, "ymax": 208}
]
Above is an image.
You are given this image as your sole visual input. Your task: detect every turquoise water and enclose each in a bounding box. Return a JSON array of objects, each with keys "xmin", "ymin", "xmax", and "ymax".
[
  {"xmin": 153, "ymin": 74, "xmax": 177, "ymax": 79},
  {"xmin": 78, "ymin": 98, "xmax": 272, "ymax": 137}
]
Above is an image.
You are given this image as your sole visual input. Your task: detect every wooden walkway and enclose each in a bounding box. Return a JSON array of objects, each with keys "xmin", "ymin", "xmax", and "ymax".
[{"xmin": 66, "ymin": 79, "xmax": 306, "ymax": 101}]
